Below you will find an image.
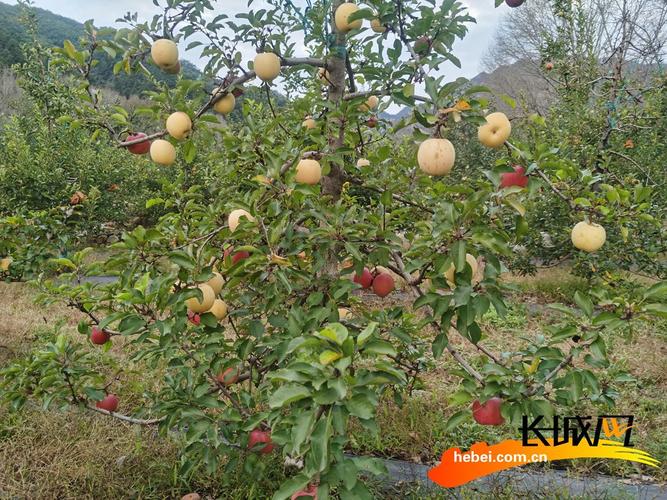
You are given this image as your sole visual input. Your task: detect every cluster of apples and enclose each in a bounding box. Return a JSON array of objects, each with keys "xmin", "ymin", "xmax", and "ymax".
[
  {"xmin": 417, "ymin": 110, "xmax": 607, "ymax": 253},
  {"xmin": 185, "ymin": 273, "xmax": 229, "ymax": 325},
  {"xmin": 353, "ymin": 267, "xmax": 395, "ymax": 298},
  {"xmin": 335, "ymin": 2, "xmax": 387, "ymax": 33},
  {"xmin": 416, "ymin": 111, "xmax": 513, "ymax": 177},
  {"xmin": 88, "ymin": 331, "xmax": 119, "ymax": 412}
]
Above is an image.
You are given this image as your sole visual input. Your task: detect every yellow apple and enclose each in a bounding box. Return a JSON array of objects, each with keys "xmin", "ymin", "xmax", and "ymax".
[
  {"xmin": 335, "ymin": 2, "xmax": 362, "ymax": 32},
  {"xmin": 417, "ymin": 138, "xmax": 456, "ymax": 176},
  {"xmin": 213, "ymin": 93, "xmax": 235, "ymax": 115},
  {"xmin": 444, "ymin": 254, "xmax": 478, "ymax": 287},
  {"xmin": 254, "ymin": 52, "xmax": 281, "ymax": 82},
  {"xmin": 302, "ymin": 117, "xmax": 317, "ymax": 129},
  {"xmin": 185, "ymin": 284, "xmax": 215, "ymax": 313},
  {"xmin": 209, "ymin": 299, "xmax": 228, "ymax": 321},
  {"xmin": 228, "ymin": 209, "xmax": 255, "ymax": 232},
  {"xmin": 205, "ymin": 272, "xmax": 224, "ymax": 295},
  {"xmin": 356, "ymin": 158, "xmax": 370, "ymax": 167},
  {"xmin": 295, "ymin": 159, "xmax": 322, "ymax": 185},
  {"xmin": 166, "ymin": 112, "xmax": 192, "ymax": 140},
  {"xmin": 478, "ymin": 112, "xmax": 511, "ymax": 148},
  {"xmin": 0, "ymin": 257, "xmax": 12, "ymax": 271},
  {"xmin": 359, "ymin": 95, "xmax": 379, "ymax": 112},
  {"xmin": 150, "ymin": 140, "xmax": 177, "ymax": 166},
  {"xmin": 371, "ymin": 18, "xmax": 386, "ymax": 33},
  {"xmin": 571, "ymin": 221, "xmax": 606, "ymax": 252},
  {"xmin": 151, "ymin": 39, "xmax": 179, "ymax": 69}
]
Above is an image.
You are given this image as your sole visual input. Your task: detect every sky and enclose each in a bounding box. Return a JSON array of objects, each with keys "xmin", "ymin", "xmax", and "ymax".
[{"xmin": 6, "ymin": 0, "xmax": 511, "ymax": 80}]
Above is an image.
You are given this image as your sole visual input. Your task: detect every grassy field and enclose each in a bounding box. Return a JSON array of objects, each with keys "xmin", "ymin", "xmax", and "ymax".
[{"xmin": 0, "ymin": 268, "xmax": 665, "ymax": 499}]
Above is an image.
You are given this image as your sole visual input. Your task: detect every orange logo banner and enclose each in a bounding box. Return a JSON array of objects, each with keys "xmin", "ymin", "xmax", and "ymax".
[{"xmin": 428, "ymin": 438, "xmax": 659, "ymax": 488}]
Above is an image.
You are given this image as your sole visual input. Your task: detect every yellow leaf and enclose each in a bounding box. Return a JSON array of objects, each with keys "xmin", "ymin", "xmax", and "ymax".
[
  {"xmin": 455, "ymin": 99, "xmax": 471, "ymax": 111},
  {"xmin": 320, "ymin": 350, "xmax": 342, "ymax": 365}
]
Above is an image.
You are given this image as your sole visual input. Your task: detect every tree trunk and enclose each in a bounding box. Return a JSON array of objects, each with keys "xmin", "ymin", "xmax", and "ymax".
[{"xmin": 321, "ymin": 0, "xmax": 348, "ymax": 199}]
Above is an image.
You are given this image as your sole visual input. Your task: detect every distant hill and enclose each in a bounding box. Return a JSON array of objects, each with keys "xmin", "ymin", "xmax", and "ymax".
[
  {"xmin": 470, "ymin": 59, "xmax": 555, "ymax": 115},
  {"xmin": 0, "ymin": 1, "xmax": 293, "ymax": 117},
  {"xmin": 379, "ymin": 60, "xmax": 556, "ymax": 123},
  {"xmin": 0, "ymin": 1, "xmax": 201, "ymax": 98}
]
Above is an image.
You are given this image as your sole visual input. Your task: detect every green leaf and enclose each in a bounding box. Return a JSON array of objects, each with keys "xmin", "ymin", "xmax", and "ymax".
[
  {"xmin": 589, "ymin": 337, "xmax": 607, "ymax": 360},
  {"xmin": 362, "ymin": 340, "xmax": 396, "ymax": 357},
  {"xmin": 351, "ymin": 456, "xmax": 387, "ymax": 476},
  {"xmin": 309, "ymin": 416, "xmax": 331, "ymax": 472},
  {"xmin": 449, "ymin": 390, "xmax": 472, "ymax": 405},
  {"xmin": 268, "ymin": 384, "xmax": 311, "ymax": 409},
  {"xmin": 290, "ymin": 409, "xmax": 315, "ymax": 453},
  {"xmin": 63, "ymin": 39, "xmax": 78, "ymax": 60},
  {"xmin": 573, "ymin": 291, "xmax": 594, "ymax": 318},
  {"xmin": 357, "ymin": 322, "xmax": 378, "ymax": 347},
  {"xmin": 317, "ymin": 323, "xmax": 349, "ymax": 345},
  {"xmin": 503, "ymin": 197, "xmax": 526, "ymax": 216},
  {"xmin": 346, "ymin": 394, "xmax": 375, "ymax": 419},
  {"xmin": 432, "ymin": 332, "xmax": 448, "ymax": 358},
  {"xmin": 444, "ymin": 410, "xmax": 469, "ymax": 432},
  {"xmin": 644, "ymin": 282, "xmax": 667, "ymax": 300},
  {"xmin": 168, "ymin": 251, "xmax": 196, "ymax": 271},
  {"xmin": 271, "ymin": 474, "xmax": 310, "ymax": 500},
  {"xmin": 146, "ymin": 198, "xmax": 165, "ymax": 209},
  {"xmin": 500, "ymin": 94, "xmax": 516, "ymax": 109},
  {"xmin": 118, "ymin": 314, "xmax": 145, "ymax": 334},
  {"xmin": 50, "ymin": 257, "xmax": 76, "ymax": 270},
  {"xmin": 644, "ymin": 303, "xmax": 667, "ymax": 317}
]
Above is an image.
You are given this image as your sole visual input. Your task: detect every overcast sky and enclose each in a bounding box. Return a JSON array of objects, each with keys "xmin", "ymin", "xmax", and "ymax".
[{"xmin": 6, "ymin": 0, "xmax": 511, "ymax": 80}]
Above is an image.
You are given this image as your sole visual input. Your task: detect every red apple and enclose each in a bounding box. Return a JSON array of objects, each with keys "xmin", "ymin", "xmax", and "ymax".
[
  {"xmin": 126, "ymin": 133, "xmax": 151, "ymax": 155},
  {"xmin": 248, "ymin": 429, "xmax": 274, "ymax": 454},
  {"xmin": 472, "ymin": 397, "xmax": 505, "ymax": 426},
  {"xmin": 90, "ymin": 327, "xmax": 111, "ymax": 345},
  {"xmin": 506, "ymin": 0, "xmax": 525, "ymax": 6},
  {"xmin": 353, "ymin": 268, "xmax": 373, "ymax": 289},
  {"xmin": 500, "ymin": 165, "xmax": 529, "ymax": 189},
  {"xmin": 232, "ymin": 251, "xmax": 250, "ymax": 264},
  {"xmin": 366, "ymin": 116, "xmax": 378, "ymax": 128},
  {"xmin": 292, "ymin": 484, "xmax": 318, "ymax": 500},
  {"xmin": 187, "ymin": 310, "xmax": 201, "ymax": 326},
  {"xmin": 545, "ymin": 62, "xmax": 554, "ymax": 71},
  {"xmin": 372, "ymin": 272, "xmax": 395, "ymax": 298},
  {"xmin": 224, "ymin": 246, "xmax": 250, "ymax": 265},
  {"xmin": 96, "ymin": 394, "xmax": 119, "ymax": 412},
  {"xmin": 216, "ymin": 366, "xmax": 239, "ymax": 386}
]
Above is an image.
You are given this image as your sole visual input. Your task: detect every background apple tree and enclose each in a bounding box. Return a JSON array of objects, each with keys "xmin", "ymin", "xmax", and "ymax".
[{"xmin": 2, "ymin": 0, "xmax": 666, "ymax": 498}]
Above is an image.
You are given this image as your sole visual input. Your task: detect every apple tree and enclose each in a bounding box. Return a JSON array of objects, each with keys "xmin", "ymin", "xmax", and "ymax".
[{"xmin": 2, "ymin": 1, "xmax": 667, "ymax": 498}]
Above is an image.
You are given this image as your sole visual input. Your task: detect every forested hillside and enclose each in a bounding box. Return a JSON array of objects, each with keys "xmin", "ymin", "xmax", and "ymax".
[{"xmin": 0, "ymin": 1, "xmax": 201, "ymax": 97}]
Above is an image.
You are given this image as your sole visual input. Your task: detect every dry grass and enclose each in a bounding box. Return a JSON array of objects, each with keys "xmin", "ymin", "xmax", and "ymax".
[
  {"xmin": 0, "ymin": 408, "xmax": 182, "ymax": 499},
  {"xmin": 0, "ymin": 282, "xmax": 81, "ymax": 365},
  {"xmin": 0, "ymin": 267, "xmax": 666, "ymax": 498}
]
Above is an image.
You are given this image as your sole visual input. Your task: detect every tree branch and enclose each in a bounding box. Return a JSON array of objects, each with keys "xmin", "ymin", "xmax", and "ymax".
[
  {"xmin": 390, "ymin": 251, "xmax": 487, "ymax": 385},
  {"xmin": 87, "ymin": 405, "xmax": 165, "ymax": 425}
]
